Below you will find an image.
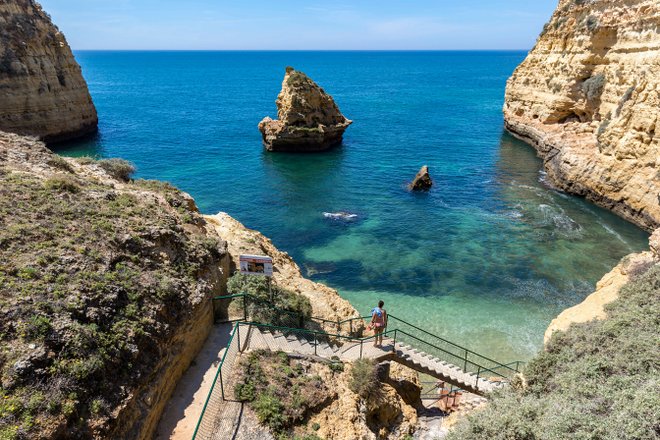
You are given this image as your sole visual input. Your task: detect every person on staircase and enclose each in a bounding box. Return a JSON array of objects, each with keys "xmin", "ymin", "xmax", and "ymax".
[{"xmin": 371, "ymin": 300, "xmax": 387, "ymax": 348}]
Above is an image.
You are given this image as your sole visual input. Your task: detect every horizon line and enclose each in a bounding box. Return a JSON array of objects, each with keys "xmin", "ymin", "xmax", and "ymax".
[{"xmin": 72, "ymin": 48, "xmax": 532, "ymax": 52}]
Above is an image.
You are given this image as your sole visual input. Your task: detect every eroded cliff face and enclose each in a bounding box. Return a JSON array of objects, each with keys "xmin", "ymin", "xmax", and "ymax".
[
  {"xmin": 0, "ymin": 0, "xmax": 97, "ymax": 142},
  {"xmin": 504, "ymin": 0, "xmax": 660, "ymax": 231}
]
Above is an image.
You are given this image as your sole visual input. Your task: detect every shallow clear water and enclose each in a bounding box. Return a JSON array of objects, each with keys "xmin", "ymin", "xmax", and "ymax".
[{"xmin": 56, "ymin": 51, "xmax": 649, "ymax": 362}]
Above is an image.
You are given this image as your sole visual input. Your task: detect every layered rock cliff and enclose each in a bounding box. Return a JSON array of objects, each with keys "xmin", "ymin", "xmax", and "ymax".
[
  {"xmin": 258, "ymin": 67, "xmax": 352, "ymax": 152},
  {"xmin": 0, "ymin": 0, "xmax": 97, "ymax": 142},
  {"xmin": 504, "ymin": 0, "xmax": 660, "ymax": 232}
]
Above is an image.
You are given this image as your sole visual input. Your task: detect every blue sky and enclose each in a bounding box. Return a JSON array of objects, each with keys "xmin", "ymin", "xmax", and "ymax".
[{"xmin": 39, "ymin": 0, "xmax": 557, "ymax": 50}]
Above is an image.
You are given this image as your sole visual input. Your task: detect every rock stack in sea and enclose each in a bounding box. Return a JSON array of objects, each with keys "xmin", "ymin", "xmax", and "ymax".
[
  {"xmin": 0, "ymin": 0, "xmax": 98, "ymax": 142},
  {"xmin": 258, "ymin": 66, "xmax": 352, "ymax": 152},
  {"xmin": 503, "ymin": 0, "xmax": 660, "ymax": 232},
  {"xmin": 409, "ymin": 165, "xmax": 433, "ymax": 191}
]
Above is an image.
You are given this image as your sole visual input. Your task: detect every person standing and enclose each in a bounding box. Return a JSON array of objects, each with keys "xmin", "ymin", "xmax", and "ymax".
[{"xmin": 371, "ymin": 300, "xmax": 387, "ymax": 347}]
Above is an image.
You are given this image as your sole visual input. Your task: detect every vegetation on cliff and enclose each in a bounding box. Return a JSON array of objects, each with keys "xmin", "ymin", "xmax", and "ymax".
[
  {"xmin": 0, "ymin": 135, "xmax": 225, "ymax": 439},
  {"xmin": 234, "ymin": 350, "xmax": 336, "ymax": 439},
  {"xmin": 448, "ymin": 263, "xmax": 660, "ymax": 440}
]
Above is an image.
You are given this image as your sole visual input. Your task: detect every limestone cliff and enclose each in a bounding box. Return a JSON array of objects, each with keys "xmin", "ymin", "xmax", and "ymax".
[
  {"xmin": 504, "ymin": 0, "xmax": 660, "ymax": 232},
  {"xmin": 0, "ymin": 0, "xmax": 97, "ymax": 142},
  {"xmin": 0, "ymin": 131, "xmax": 227, "ymax": 439},
  {"xmin": 544, "ymin": 245, "xmax": 657, "ymax": 343},
  {"xmin": 258, "ymin": 67, "xmax": 352, "ymax": 152}
]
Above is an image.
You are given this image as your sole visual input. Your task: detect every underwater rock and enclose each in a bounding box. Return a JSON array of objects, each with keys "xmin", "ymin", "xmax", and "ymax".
[
  {"xmin": 409, "ymin": 165, "xmax": 433, "ymax": 191},
  {"xmin": 258, "ymin": 66, "xmax": 352, "ymax": 152}
]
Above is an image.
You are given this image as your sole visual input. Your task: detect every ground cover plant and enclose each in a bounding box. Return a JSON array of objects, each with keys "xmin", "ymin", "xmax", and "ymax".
[
  {"xmin": 0, "ymin": 142, "xmax": 224, "ymax": 439},
  {"xmin": 448, "ymin": 263, "xmax": 660, "ymax": 440},
  {"xmin": 233, "ymin": 350, "xmax": 338, "ymax": 439}
]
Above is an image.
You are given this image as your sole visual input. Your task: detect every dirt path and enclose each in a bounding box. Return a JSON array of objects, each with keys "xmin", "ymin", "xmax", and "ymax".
[{"xmin": 155, "ymin": 323, "xmax": 233, "ymax": 440}]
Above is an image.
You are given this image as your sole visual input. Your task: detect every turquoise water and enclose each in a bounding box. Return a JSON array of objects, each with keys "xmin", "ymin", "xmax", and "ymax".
[{"xmin": 55, "ymin": 51, "xmax": 649, "ymax": 362}]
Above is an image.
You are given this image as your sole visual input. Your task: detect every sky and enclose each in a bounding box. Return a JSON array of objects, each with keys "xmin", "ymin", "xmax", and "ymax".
[{"xmin": 39, "ymin": 0, "xmax": 558, "ymax": 51}]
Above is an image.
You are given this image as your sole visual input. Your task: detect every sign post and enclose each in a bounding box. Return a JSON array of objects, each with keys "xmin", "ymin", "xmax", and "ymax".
[{"xmin": 239, "ymin": 255, "xmax": 275, "ymax": 301}]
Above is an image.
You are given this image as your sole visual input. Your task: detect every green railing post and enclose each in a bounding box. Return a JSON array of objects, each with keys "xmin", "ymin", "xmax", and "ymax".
[
  {"xmin": 237, "ymin": 324, "xmax": 241, "ymax": 352},
  {"xmin": 314, "ymin": 334, "xmax": 317, "ymax": 356},
  {"xmin": 475, "ymin": 366, "xmax": 481, "ymax": 389},
  {"xmin": 463, "ymin": 349, "xmax": 468, "ymax": 372},
  {"xmin": 219, "ymin": 366, "xmax": 225, "ymax": 400},
  {"xmin": 359, "ymin": 340, "xmax": 363, "ymax": 359},
  {"xmin": 392, "ymin": 330, "xmax": 397, "ymax": 353}
]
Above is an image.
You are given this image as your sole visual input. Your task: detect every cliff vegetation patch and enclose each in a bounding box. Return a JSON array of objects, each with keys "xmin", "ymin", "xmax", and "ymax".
[
  {"xmin": 0, "ymin": 147, "xmax": 224, "ymax": 439},
  {"xmin": 448, "ymin": 263, "xmax": 660, "ymax": 440},
  {"xmin": 233, "ymin": 350, "xmax": 337, "ymax": 439}
]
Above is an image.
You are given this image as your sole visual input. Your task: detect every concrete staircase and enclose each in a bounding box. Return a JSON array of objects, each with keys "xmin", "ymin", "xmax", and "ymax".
[{"xmin": 242, "ymin": 325, "xmax": 505, "ymax": 396}]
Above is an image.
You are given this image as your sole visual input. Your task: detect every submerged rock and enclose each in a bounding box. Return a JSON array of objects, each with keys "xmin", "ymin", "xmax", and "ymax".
[
  {"xmin": 258, "ymin": 66, "xmax": 352, "ymax": 152},
  {"xmin": 409, "ymin": 165, "xmax": 433, "ymax": 191},
  {"xmin": 0, "ymin": 0, "xmax": 98, "ymax": 142}
]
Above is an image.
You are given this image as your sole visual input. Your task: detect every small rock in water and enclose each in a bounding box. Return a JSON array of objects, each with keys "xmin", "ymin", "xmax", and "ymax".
[{"xmin": 409, "ymin": 165, "xmax": 433, "ymax": 191}]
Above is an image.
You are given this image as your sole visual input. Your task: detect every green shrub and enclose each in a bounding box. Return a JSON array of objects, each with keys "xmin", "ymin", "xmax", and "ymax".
[
  {"xmin": 47, "ymin": 155, "xmax": 74, "ymax": 173},
  {"xmin": 254, "ymin": 389, "xmax": 285, "ymax": 431},
  {"xmin": 227, "ymin": 274, "xmax": 312, "ymax": 325},
  {"xmin": 448, "ymin": 263, "xmax": 660, "ymax": 440},
  {"xmin": 349, "ymin": 359, "xmax": 379, "ymax": 398},
  {"xmin": 44, "ymin": 176, "xmax": 80, "ymax": 193},
  {"xmin": 98, "ymin": 158, "xmax": 136, "ymax": 182},
  {"xmin": 328, "ymin": 361, "xmax": 344, "ymax": 373}
]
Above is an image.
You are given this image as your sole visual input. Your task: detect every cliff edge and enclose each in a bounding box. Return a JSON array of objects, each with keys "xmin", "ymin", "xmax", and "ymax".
[
  {"xmin": 0, "ymin": 0, "xmax": 98, "ymax": 142},
  {"xmin": 504, "ymin": 0, "xmax": 660, "ymax": 232}
]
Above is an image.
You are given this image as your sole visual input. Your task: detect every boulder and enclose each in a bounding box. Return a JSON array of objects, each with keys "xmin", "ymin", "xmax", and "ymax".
[
  {"xmin": 258, "ymin": 67, "xmax": 352, "ymax": 152},
  {"xmin": 409, "ymin": 165, "xmax": 433, "ymax": 191}
]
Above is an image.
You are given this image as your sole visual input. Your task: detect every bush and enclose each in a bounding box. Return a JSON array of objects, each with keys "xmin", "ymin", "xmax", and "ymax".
[
  {"xmin": 44, "ymin": 176, "xmax": 80, "ymax": 193},
  {"xmin": 448, "ymin": 263, "xmax": 660, "ymax": 440},
  {"xmin": 227, "ymin": 274, "xmax": 312, "ymax": 325},
  {"xmin": 349, "ymin": 359, "xmax": 379, "ymax": 398},
  {"xmin": 98, "ymin": 158, "xmax": 135, "ymax": 182},
  {"xmin": 254, "ymin": 390, "xmax": 285, "ymax": 431},
  {"xmin": 582, "ymin": 73, "xmax": 606, "ymax": 102},
  {"xmin": 233, "ymin": 350, "xmax": 333, "ymax": 436},
  {"xmin": 47, "ymin": 155, "xmax": 74, "ymax": 173}
]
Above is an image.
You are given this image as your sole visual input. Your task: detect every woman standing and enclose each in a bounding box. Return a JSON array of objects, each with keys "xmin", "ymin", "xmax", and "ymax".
[{"xmin": 371, "ymin": 300, "xmax": 387, "ymax": 347}]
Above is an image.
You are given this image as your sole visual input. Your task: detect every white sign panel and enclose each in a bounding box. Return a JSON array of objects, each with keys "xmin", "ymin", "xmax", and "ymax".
[{"xmin": 239, "ymin": 255, "xmax": 273, "ymax": 277}]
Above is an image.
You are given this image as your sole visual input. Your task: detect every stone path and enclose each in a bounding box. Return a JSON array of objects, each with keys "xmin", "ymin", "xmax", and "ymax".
[{"xmin": 155, "ymin": 323, "xmax": 233, "ymax": 440}]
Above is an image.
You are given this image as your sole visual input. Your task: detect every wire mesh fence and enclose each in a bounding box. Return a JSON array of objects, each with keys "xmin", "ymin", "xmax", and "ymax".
[{"xmin": 196, "ymin": 296, "xmax": 525, "ymax": 439}]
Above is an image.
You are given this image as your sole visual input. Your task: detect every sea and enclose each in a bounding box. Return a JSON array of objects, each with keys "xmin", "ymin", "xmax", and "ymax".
[{"xmin": 54, "ymin": 51, "xmax": 649, "ymax": 363}]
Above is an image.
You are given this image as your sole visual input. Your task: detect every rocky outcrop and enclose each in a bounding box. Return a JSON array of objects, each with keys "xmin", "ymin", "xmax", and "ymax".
[
  {"xmin": 258, "ymin": 67, "xmax": 352, "ymax": 152},
  {"xmin": 0, "ymin": 131, "xmax": 228, "ymax": 439},
  {"xmin": 504, "ymin": 0, "xmax": 660, "ymax": 232},
  {"xmin": 545, "ymin": 230, "xmax": 659, "ymax": 344},
  {"xmin": 409, "ymin": 165, "xmax": 432, "ymax": 191},
  {"xmin": 204, "ymin": 212, "xmax": 361, "ymax": 324},
  {"xmin": 0, "ymin": 0, "xmax": 98, "ymax": 142}
]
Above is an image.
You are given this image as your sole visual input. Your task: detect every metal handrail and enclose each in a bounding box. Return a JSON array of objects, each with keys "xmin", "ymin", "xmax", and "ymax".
[
  {"xmin": 387, "ymin": 314, "xmax": 521, "ymax": 375},
  {"xmin": 213, "ymin": 293, "xmax": 524, "ymax": 375}
]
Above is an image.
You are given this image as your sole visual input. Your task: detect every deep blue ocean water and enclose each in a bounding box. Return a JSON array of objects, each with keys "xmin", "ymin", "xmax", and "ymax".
[{"xmin": 55, "ymin": 51, "xmax": 649, "ymax": 362}]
